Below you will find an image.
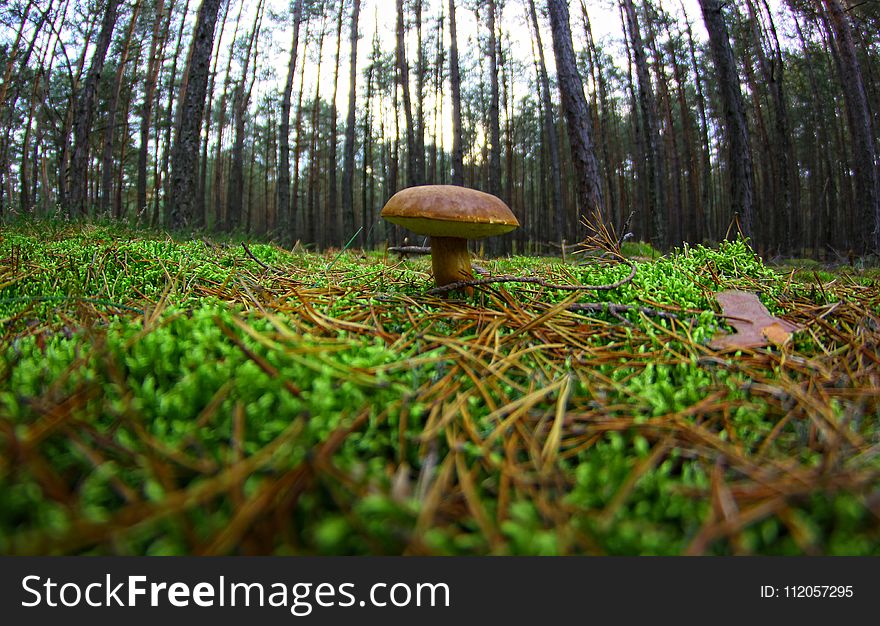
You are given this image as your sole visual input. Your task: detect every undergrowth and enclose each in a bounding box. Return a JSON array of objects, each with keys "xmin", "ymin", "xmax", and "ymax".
[{"xmin": 0, "ymin": 221, "xmax": 878, "ymax": 555}]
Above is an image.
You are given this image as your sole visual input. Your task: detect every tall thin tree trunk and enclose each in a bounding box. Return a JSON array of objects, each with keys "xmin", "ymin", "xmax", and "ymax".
[
  {"xmin": 361, "ymin": 59, "xmax": 373, "ymax": 248},
  {"xmin": 277, "ymin": 0, "xmax": 304, "ymax": 239},
  {"xmin": 681, "ymin": 2, "xmax": 712, "ymax": 240},
  {"xmin": 396, "ymin": 0, "xmax": 419, "ymax": 187},
  {"xmin": 306, "ymin": 10, "xmax": 326, "ymax": 247},
  {"xmin": 546, "ymin": 0, "xmax": 604, "ymax": 232},
  {"xmin": 327, "ymin": 0, "xmax": 345, "ymax": 247},
  {"xmin": 67, "ymin": 0, "xmax": 121, "ymax": 218},
  {"xmin": 759, "ymin": 0, "xmax": 798, "ymax": 253},
  {"xmin": 198, "ymin": 0, "xmax": 231, "ymax": 227},
  {"xmin": 487, "ymin": 0, "xmax": 501, "ymax": 198},
  {"xmin": 698, "ymin": 0, "xmax": 756, "ymax": 239},
  {"xmin": 137, "ymin": 0, "xmax": 174, "ymax": 221},
  {"xmin": 157, "ymin": 0, "xmax": 191, "ymax": 226},
  {"xmin": 529, "ymin": 0, "xmax": 565, "ymax": 242},
  {"xmin": 449, "ymin": 0, "xmax": 464, "ymax": 187},
  {"xmin": 291, "ymin": 22, "xmax": 311, "ymax": 238},
  {"xmin": 414, "ymin": 0, "xmax": 426, "ymax": 185},
  {"xmin": 820, "ymin": 0, "xmax": 880, "ymax": 252},
  {"xmin": 168, "ymin": 0, "xmax": 223, "ymax": 230},
  {"xmin": 342, "ymin": 0, "xmax": 361, "ymax": 238},
  {"xmin": 227, "ymin": 0, "xmax": 264, "ymax": 232},
  {"xmin": 622, "ymin": 0, "xmax": 667, "ymax": 248},
  {"xmin": 100, "ymin": 1, "xmax": 142, "ymax": 218},
  {"xmin": 582, "ymin": 1, "xmax": 618, "ymax": 229},
  {"xmin": 211, "ymin": 2, "xmax": 245, "ymax": 229}
]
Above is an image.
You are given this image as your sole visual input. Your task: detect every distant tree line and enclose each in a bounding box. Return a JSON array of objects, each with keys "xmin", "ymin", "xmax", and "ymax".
[{"xmin": 0, "ymin": 0, "xmax": 878, "ymax": 256}]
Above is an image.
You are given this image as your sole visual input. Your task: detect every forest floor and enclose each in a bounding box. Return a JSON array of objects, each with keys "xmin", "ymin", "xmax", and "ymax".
[{"xmin": 0, "ymin": 220, "xmax": 878, "ymax": 555}]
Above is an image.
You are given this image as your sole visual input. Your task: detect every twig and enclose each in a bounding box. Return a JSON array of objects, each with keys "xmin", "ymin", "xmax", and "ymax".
[
  {"xmin": 616, "ymin": 210, "xmax": 636, "ymax": 251},
  {"xmin": 241, "ymin": 241, "xmax": 270, "ymax": 271},
  {"xmin": 388, "ymin": 245, "xmax": 432, "ymax": 256}
]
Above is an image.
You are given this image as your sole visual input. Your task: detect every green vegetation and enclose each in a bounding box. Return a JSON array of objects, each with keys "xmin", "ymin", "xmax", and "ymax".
[{"xmin": 1, "ymin": 221, "xmax": 878, "ymax": 555}]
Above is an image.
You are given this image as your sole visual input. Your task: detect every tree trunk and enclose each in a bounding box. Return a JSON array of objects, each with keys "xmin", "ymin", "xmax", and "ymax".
[
  {"xmin": 342, "ymin": 0, "xmax": 361, "ymax": 238},
  {"xmin": 291, "ymin": 22, "xmax": 311, "ymax": 239},
  {"xmin": 698, "ymin": 0, "xmax": 756, "ymax": 239},
  {"xmin": 529, "ymin": 0, "xmax": 565, "ymax": 242},
  {"xmin": 681, "ymin": 2, "xmax": 712, "ymax": 240},
  {"xmin": 327, "ymin": 0, "xmax": 345, "ymax": 247},
  {"xmin": 306, "ymin": 12, "xmax": 326, "ymax": 247},
  {"xmin": 100, "ymin": 1, "xmax": 142, "ymax": 218},
  {"xmin": 211, "ymin": 2, "xmax": 245, "ymax": 229},
  {"xmin": 67, "ymin": 0, "xmax": 121, "ymax": 218},
  {"xmin": 546, "ymin": 0, "xmax": 604, "ymax": 232},
  {"xmin": 487, "ymin": 0, "xmax": 501, "ymax": 198},
  {"xmin": 227, "ymin": 0, "xmax": 264, "ymax": 232},
  {"xmin": 137, "ymin": 0, "xmax": 174, "ymax": 220},
  {"xmin": 582, "ymin": 1, "xmax": 618, "ymax": 230},
  {"xmin": 156, "ymin": 0, "xmax": 191, "ymax": 227},
  {"xmin": 198, "ymin": 0, "xmax": 231, "ymax": 227},
  {"xmin": 168, "ymin": 0, "xmax": 222, "ymax": 229},
  {"xmin": 277, "ymin": 0, "xmax": 304, "ymax": 239},
  {"xmin": 396, "ymin": 0, "xmax": 419, "ymax": 187},
  {"xmin": 449, "ymin": 0, "xmax": 464, "ymax": 187},
  {"xmin": 622, "ymin": 0, "xmax": 667, "ymax": 248},
  {"xmin": 820, "ymin": 0, "xmax": 880, "ymax": 253},
  {"xmin": 759, "ymin": 0, "xmax": 799, "ymax": 253},
  {"xmin": 414, "ymin": 0, "xmax": 426, "ymax": 185}
]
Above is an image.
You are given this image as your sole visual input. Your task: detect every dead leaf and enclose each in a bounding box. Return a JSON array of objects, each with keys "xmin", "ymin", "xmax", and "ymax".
[
  {"xmin": 710, "ymin": 290, "xmax": 802, "ymax": 350},
  {"xmin": 761, "ymin": 322, "xmax": 793, "ymax": 346}
]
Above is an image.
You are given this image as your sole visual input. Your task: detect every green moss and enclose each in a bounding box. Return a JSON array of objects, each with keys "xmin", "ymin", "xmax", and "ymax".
[{"xmin": 0, "ymin": 222, "xmax": 877, "ymax": 555}]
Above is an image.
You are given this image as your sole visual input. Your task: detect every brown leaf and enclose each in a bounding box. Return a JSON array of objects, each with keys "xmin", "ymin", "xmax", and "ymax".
[{"xmin": 710, "ymin": 290, "xmax": 802, "ymax": 350}]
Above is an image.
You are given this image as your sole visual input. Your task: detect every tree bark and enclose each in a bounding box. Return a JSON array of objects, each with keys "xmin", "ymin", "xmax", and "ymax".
[
  {"xmin": 396, "ymin": 0, "xmax": 419, "ymax": 187},
  {"xmin": 698, "ymin": 0, "xmax": 756, "ymax": 239},
  {"xmin": 414, "ymin": 0, "xmax": 426, "ymax": 185},
  {"xmin": 168, "ymin": 0, "xmax": 223, "ymax": 230},
  {"xmin": 820, "ymin": 0, "xmax": 880, "ymax": 253},
  {"xmin": 327, "ymin": 0, "xmax": 345, "ymax": 247},
  {"xmin": 137, "ymin": 0, "xmax": 174, "ymax": 220},
  {"xmin": 227, "ymin": 0, "xmax": 264, "ymax": 231},
  {"xmin": 198, "ymin": 0, "xmax": 231, "ymax": 227},
  {"xmin": 67, "ymin": 0, "xmax": 121, "ymax": 218},
  {"xmin": 342, "ymin": 0, "xmax": 361, "ymax": 238},
  {"xmin": 100, "ymin": 1, "xmax": 142, "ymax": 218},
  {"xmin": 277, "ymin": 0, "xmax": 304, "ymax": 238},
  {"xmin": 546, "ymin": 0, "xmax": 604, "ymax": 232},
  {"xmin": 156, "ymin": 0, "xmax": 191, "ymax": 227},
  {"xmin": 530, "ymin": 0, "xmax": 564, "ymax": 242},
  {"xmin": 449, "ymin": 0, "xmax": 464, "ymax": 187},
  {"xmin": 622, "ymin": 0, "xmax": 667, "ymax": 248},
  {"xmin": 487, "ymin": 0, "xmax": 501, "ymax": 198}
]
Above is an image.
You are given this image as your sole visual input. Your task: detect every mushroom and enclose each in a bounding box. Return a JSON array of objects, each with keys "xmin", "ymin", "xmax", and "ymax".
[{"xmin": 380, "ymin": 185, "xmax": 519, "ymax": 290}]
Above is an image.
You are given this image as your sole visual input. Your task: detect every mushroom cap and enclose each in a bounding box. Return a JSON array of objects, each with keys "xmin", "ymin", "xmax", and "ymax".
[{"xmin": 380, "ymin": 185, "xmax": 520, "ymax": 239}]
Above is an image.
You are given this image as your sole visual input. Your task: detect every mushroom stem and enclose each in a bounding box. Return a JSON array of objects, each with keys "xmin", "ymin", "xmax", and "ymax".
[{"xmin": 430, "ymin": 236, "xmax": 473, "ymax": 289}]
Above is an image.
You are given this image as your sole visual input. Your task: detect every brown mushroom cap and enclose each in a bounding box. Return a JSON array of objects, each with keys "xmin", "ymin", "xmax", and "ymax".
[{"xmin": 380, "ymin": 185, "xmax": 519, "ymax": 239}]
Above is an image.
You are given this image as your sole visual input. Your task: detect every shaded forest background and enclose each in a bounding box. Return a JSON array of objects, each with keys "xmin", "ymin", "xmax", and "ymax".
[{"xmin": 0, "ymin": 0, "xmax": 878, "ymax": 257}]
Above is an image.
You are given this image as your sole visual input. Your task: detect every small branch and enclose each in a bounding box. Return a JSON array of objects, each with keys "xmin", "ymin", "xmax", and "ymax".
[
  {"xmin": 427, "ymin": 261, "xmax": 637, "ymax": 296},
  {"xmin": 388, "ymin": 245, "xmax": 432, "ymax": 257},
  {"xmin": 616, "ymin": 210, "xmax": 636, "ymax": 251},
  {"xmin": 241, "ymin": 241, "xmax": 270, "ymax": 271}
]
